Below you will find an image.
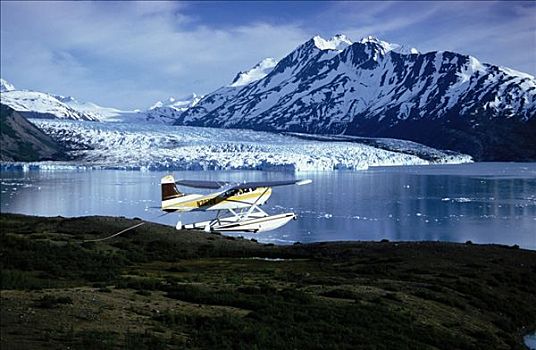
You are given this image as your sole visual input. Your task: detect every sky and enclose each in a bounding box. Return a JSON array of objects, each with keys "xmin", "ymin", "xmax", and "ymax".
[{"xmin": 1, "ymin": 1, "xmax": 535, "ymax": 110}]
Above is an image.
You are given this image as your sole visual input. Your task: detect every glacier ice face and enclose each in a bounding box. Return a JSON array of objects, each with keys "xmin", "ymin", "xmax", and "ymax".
[{"xmin": 23, "ymin": 119, "xmax": 472, "ymax": 172}]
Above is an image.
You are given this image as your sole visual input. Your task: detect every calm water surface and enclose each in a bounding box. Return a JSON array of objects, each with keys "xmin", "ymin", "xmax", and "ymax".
[{"xmin": 1, "ymin": 163, "xmax": 535, "ymax": 249}]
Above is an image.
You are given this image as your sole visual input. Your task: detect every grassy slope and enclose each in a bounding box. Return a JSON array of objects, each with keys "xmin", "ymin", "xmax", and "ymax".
[{"xmin": 1, "ymin": 213, "xmax": 535, "ymax": 349}]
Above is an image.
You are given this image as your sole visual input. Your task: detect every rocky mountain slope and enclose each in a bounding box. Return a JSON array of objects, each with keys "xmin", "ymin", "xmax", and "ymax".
[
  {"xmin": 0, "ymin": 104, "xmax": 66, "ymax": 161},
  {"xmin": 177, "ymin": 35, "xmax": 536, "ymax": 161}
]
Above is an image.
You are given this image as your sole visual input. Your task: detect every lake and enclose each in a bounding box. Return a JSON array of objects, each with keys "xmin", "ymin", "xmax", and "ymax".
[{"xmin": 1, "ymin": 162, "xmax": 535, "ymax": 249}]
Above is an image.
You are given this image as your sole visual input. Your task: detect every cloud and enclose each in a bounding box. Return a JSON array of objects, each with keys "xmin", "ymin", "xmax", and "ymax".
[
  {"xmin": 315, "ymin": 1, "xmax": 534, "ymax": 75},
  {"xmin": 1, "ymin": 1, "xmax": 534, "ymax": 109},
  {"xmin": 1, "ymin": 1, "xmax": 309, "ymax": 109}
]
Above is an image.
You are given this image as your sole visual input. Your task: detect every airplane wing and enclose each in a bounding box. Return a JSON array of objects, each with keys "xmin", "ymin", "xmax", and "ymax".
[
  {"xmin": 175, "ymin": 179, "xmax": 312, "ymax": 190},
  {"xmin": 227, "ymin": 179, "xmax": 312, "ymax": 190},
  {"xmin": 175, "ymin": 180, "xmax": 231, "ymax": 189}
]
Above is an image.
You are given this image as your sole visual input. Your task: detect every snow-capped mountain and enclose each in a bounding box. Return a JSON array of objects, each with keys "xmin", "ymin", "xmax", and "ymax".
[
  {"xmin": 1, "ymin": 86, "xmax": 99, "ymax": 121},
  {"xmin": 0, "ymin": 78, "xmax": 200, "ymax": 124},
  {"xmin": 359, "ymin": 36, "xmax": 419, "ymax": 55},
  {"xmin": 144, "ymin": 93, "xmax": 203, "ymax": 124},
  {"xmin": 53, "ymin": 94, "xmax": 131, "ymax": 121},
  {"xmin": 230, "ymin": 58, "xmax": 279, "ymax": 87},
  {"xmin": 313, "ymin": 34, "xmax": 353, "ymax": 51},
  {"xmin": 55, "ymin": 93, "xmax": 202, "ymax": 124},
  {"xmin": 1, "ymin": 78, "xmax": 16, "ymax": 92},
  {"xmin": 149, "ymin": 94, "xmax": 202, "ymax": 110},
  {"xmin": 177, "ymin": 35, "xmax": 536, "ymax": 161}
]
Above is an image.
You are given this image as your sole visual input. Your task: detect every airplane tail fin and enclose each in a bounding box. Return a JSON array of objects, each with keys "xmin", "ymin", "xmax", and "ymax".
[{"xmin": 161, "ymin": 175, "xmax": 184, "ymax": 202}]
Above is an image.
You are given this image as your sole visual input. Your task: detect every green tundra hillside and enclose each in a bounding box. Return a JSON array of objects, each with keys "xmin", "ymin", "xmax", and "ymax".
[{"xmin": 1, "ymin": 214, "xmax": 535, "ymax": 349}]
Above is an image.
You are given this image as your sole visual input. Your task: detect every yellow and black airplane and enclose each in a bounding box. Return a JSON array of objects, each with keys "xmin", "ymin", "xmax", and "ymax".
[{"xmin": 160, "ymin": 175, "xmax": 312, "ymax": 233}]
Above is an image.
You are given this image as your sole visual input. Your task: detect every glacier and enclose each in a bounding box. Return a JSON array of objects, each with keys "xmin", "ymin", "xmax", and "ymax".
[{"xmin": 2, "ymin": 119, "xmax": 472, "ymax": 172}]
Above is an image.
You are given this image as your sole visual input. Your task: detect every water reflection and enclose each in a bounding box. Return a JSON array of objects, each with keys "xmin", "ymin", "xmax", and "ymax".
[{"xmin": 1, "ymin": 163, "xmax": 535, "ymax": 249}]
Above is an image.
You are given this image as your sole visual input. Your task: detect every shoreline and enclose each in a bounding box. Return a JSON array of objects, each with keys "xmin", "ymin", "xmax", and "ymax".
[
  {"xmin": 1, "ymin": 210, "xmax": 535, "ymax": 251},
  {"xmin": 10, "ymin": 159, "xmax": 521, "ymax": 173},
  {"xmin": 1, "ymin": 213, "xmax": 536, "ymax": 349},
  {"xmin": 526, "ymin": 332, "xmax": 536, "ymax": 350}
]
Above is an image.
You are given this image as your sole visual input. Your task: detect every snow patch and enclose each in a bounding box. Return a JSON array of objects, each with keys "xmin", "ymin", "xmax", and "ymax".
[
  {"xmin": 313, "ymin": 34, "xmax": 353, "ymax": 51},
  {"xmin": 230, "ymin": 58, "xmax": 279, "ymax": 87},
  {"xmin": 149, "ymin": 93, "xmax": 202, "ymax": 110},
  {"xmin": 499, "ymin": 66, "xmax": 534, "ymax": 80},
  {"xmin": 359, "ymin": 35, "xmax": 419, "ymax": 55},
  {"xmin": 0, "ymin": 78, "xmax": 16, "ymax": 92}
]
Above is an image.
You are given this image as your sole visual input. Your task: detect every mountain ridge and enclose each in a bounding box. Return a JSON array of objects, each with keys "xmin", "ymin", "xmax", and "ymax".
[
  {"xmin": 2, "ymin": 34, "xmax": 534, "ymax": 160},
  {"xmin": 176, "ymin": 34, "xmax": 536, "ymax": 160},
  {"xmin": 0, "ymin": 79, "xmax": 201, "ymax": 124},
  {"xmin": 1, "ymin": 86, "xmax": 99, "ymax": 122}
]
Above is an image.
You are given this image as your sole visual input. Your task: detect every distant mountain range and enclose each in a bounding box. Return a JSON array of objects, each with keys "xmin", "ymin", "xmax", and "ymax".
[
  {"xmin": 177, "ymin": 35, "xmax": 536, "ymax": 161},
  {"xmin": 0, "ymin": 79, "xmax": 201, "ymax": 124},
  {"xmin": 1, "ymin": 33, "xmax": 535, "ymax": 161},
  {"xmin": 144, "ymin": 94, "xmax": 203, "ymax": 124},
  {"xmin": 1, "ymin": 79, "xmax": 98, "ymax": 121}
]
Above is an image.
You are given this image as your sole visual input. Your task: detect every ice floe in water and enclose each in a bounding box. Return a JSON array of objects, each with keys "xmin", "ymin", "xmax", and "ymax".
[
  {"xmin": 442, "ymin": 197, "xmax": 473, "ymax": 203},
  {"xmin": 4, "ymin": 119, "xmax": 472, "ymax": 172}
]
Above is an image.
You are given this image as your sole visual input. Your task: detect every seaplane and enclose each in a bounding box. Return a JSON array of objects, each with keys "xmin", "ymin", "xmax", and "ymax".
[{"xmin": 160, "ymin": 175, "xmax": 312, "ymax": 233}]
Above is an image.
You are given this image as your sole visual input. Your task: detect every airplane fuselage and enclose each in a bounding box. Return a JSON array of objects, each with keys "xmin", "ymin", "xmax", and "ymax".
[{"xmin": 162, "ymin": 187, "xmax": 272, "ymax": 212}]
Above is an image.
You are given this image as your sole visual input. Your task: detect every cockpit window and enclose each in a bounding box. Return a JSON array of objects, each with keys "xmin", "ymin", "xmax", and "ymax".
[{"xmin": 224, "ymin": 188, "xmax": 255, "ymax": 197}]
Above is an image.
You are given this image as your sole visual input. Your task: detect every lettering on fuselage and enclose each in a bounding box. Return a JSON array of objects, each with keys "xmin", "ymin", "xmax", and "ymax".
[{"xmin": 196, "ymin": 196, "xmax": 221, "ymax": 208}]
